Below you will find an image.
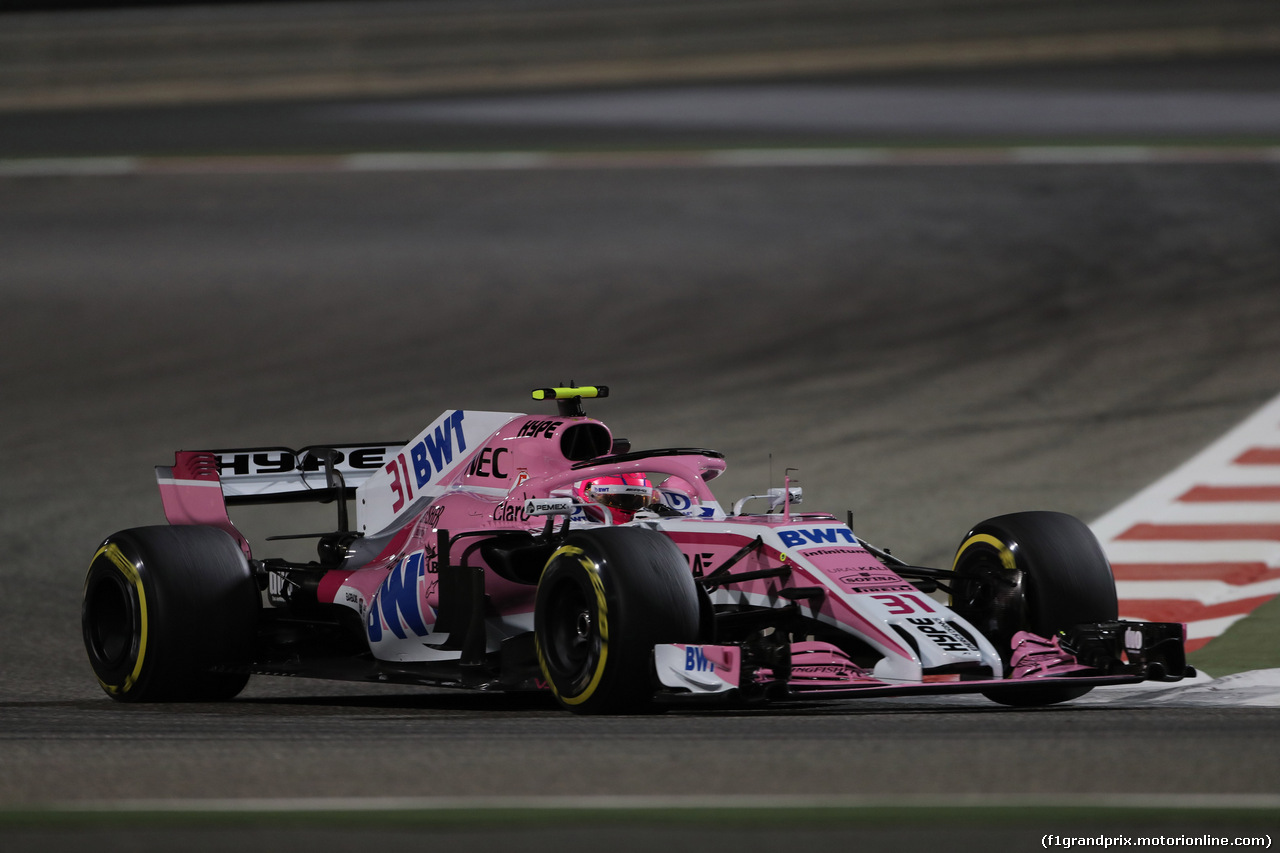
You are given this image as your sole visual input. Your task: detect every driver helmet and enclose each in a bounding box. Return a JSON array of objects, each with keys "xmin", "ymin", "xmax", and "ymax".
[{"xmin": 575, "ymin": 473, "xmax": 655, "ymax": 523}]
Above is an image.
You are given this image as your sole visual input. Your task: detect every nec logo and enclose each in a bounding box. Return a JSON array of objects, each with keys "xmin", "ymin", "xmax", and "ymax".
[
  {"xmin": 466, "ymin": 446, "xmax": 510, "ymax": 479},
  {"xmin": 778, "ymin": 527, "xmax": 858, "ymax": 548}
]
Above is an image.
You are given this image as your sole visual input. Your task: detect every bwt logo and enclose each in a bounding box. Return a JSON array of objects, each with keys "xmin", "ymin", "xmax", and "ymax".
[
  {"xmin": 778, "ymin": 527, "xmax": 858, "ymax": 548},
  {"xmin": 407, "ymin": 411, "xmax": 467, "ymax": 488},
  {"xmin": 685, "ymin": 647, "xmax": 716, "ymax": 673},
  {"xmin": 367, "ymin": 552, "xmax": 429, "ymax": 643}
]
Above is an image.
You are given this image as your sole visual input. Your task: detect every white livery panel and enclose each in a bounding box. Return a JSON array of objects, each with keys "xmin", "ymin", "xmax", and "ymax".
[{"xmin": 356, "ymin": 410, "xmax": 522, "ymax": 535}]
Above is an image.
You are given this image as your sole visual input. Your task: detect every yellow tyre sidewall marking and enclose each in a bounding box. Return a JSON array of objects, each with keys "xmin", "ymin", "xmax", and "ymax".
[
  {"xmin": 949, "ymin": 533, "xmax": 1018, "ymax": 606},
  {"xmin": 88, "ymin": 542, "xmax": 148, "ymax": 696},
  {"xmin": 535, "ymin": 545, "xmax": 610, "ymax": 706},
  {"xmin": 953, "ymin": 533, "xmax": 1018, "ymax": 571}
]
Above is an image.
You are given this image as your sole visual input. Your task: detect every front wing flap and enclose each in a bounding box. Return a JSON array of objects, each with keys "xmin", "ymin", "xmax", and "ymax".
[{"xmin": 653, "ymin": 619, "xmax": 1194, "ymax": 704}]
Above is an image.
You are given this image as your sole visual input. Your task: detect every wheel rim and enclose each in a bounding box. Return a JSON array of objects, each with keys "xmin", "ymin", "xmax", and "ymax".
[
  {"xmin": 952, "ymin": 544, "xmax": 1025, "ymax": 658},
  {"xmin": 84, "ymin": 569, "xmax": 138, "ymax": 670},
  {"xmin": 541, "ymin": 577, "xmax": 599, "ymax": 689}
]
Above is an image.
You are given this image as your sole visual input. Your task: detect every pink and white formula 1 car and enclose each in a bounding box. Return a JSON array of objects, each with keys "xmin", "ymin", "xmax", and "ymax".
[{"xmin": 82, "ymin": 386, "xmax": 1193, "ymax": 713}]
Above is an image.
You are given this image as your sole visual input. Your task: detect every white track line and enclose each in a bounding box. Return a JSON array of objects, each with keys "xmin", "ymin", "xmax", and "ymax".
[
  {"xmin": 3, "ymin": 146, "xmax": 1280, "ymax": 177},
  {"xmin": 35, "ymin": 791, "xmax": 1280, "ymax": 813}
]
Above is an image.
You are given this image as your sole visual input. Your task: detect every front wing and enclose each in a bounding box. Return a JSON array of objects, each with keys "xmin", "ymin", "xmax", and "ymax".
[{"xmin": 653, "ymin": 619, "xmax": 1193, "ymax": 704}]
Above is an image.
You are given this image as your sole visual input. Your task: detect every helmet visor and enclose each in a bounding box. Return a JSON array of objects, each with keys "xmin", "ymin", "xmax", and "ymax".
[{"xmin": 586, "ymin": 483, "xmax": 653, "ymax": 513}]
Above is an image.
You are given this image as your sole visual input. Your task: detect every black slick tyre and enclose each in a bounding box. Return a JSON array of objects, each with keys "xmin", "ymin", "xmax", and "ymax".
[
  {"xmin": 82, "ymin": 525, "xmax": 260, "ymax": 702},
  {"xmin": 950, "ymin": 511, "xmax": 1118, "ymax": 707},
  {"xmin": 534, "ymin": 526, "xmax": 700, "ymax": 714}
]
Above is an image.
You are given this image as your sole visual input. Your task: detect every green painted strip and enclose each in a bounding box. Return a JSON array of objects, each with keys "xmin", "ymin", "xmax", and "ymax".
[{"xmin": 1192, "ymin": 595, "xmax": 1280, "ymax": 676}]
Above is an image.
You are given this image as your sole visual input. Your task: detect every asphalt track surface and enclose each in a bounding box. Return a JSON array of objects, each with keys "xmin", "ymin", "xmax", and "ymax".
[{"xmin": 4, "ymin": 64, "xmax": 1280, "ymax": 847}]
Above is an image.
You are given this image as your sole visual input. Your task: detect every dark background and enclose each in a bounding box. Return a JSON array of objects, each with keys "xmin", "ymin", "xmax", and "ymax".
[{"xmin": 3, "ymin": 1, "xmax": 1279, "ymax": 846}]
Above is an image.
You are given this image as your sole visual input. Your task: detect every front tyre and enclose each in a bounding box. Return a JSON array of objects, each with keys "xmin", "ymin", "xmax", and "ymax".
[
  {"xmin": 950, "ymin": 511, "xmax": 1117, "ymax": 707},
  {"xmin": 82, "ymin": 525, "xmax": 260, "ymax": 701},
  {"xmin": 534, "ymin": 527, "xmax": 700, "ymax": 714}
]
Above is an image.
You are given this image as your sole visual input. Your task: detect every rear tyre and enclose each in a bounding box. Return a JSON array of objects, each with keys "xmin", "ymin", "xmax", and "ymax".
[
  {"xmin": 535, "ymin": 527, "xmax": 700, "ymax": 714},
  {"xmin": 82, "ymin": 525, "xmax": 260, "ymax": 701},
  {"xmin": 950, "ymin": 511, "xmax": 1117, "ymax": 707}
]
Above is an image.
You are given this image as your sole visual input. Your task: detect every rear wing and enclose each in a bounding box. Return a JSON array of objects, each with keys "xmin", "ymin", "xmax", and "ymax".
[
  {"xmin": 174, "ymin": 444, "xmax": 405, "ymax": 504},
  {"xmin": 155, "ymin": 409, "xmax": 525, "ymax": 550},
  {"xmin": 155, "ymin": 443, "xmax": 403, "ymax": 557}
]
